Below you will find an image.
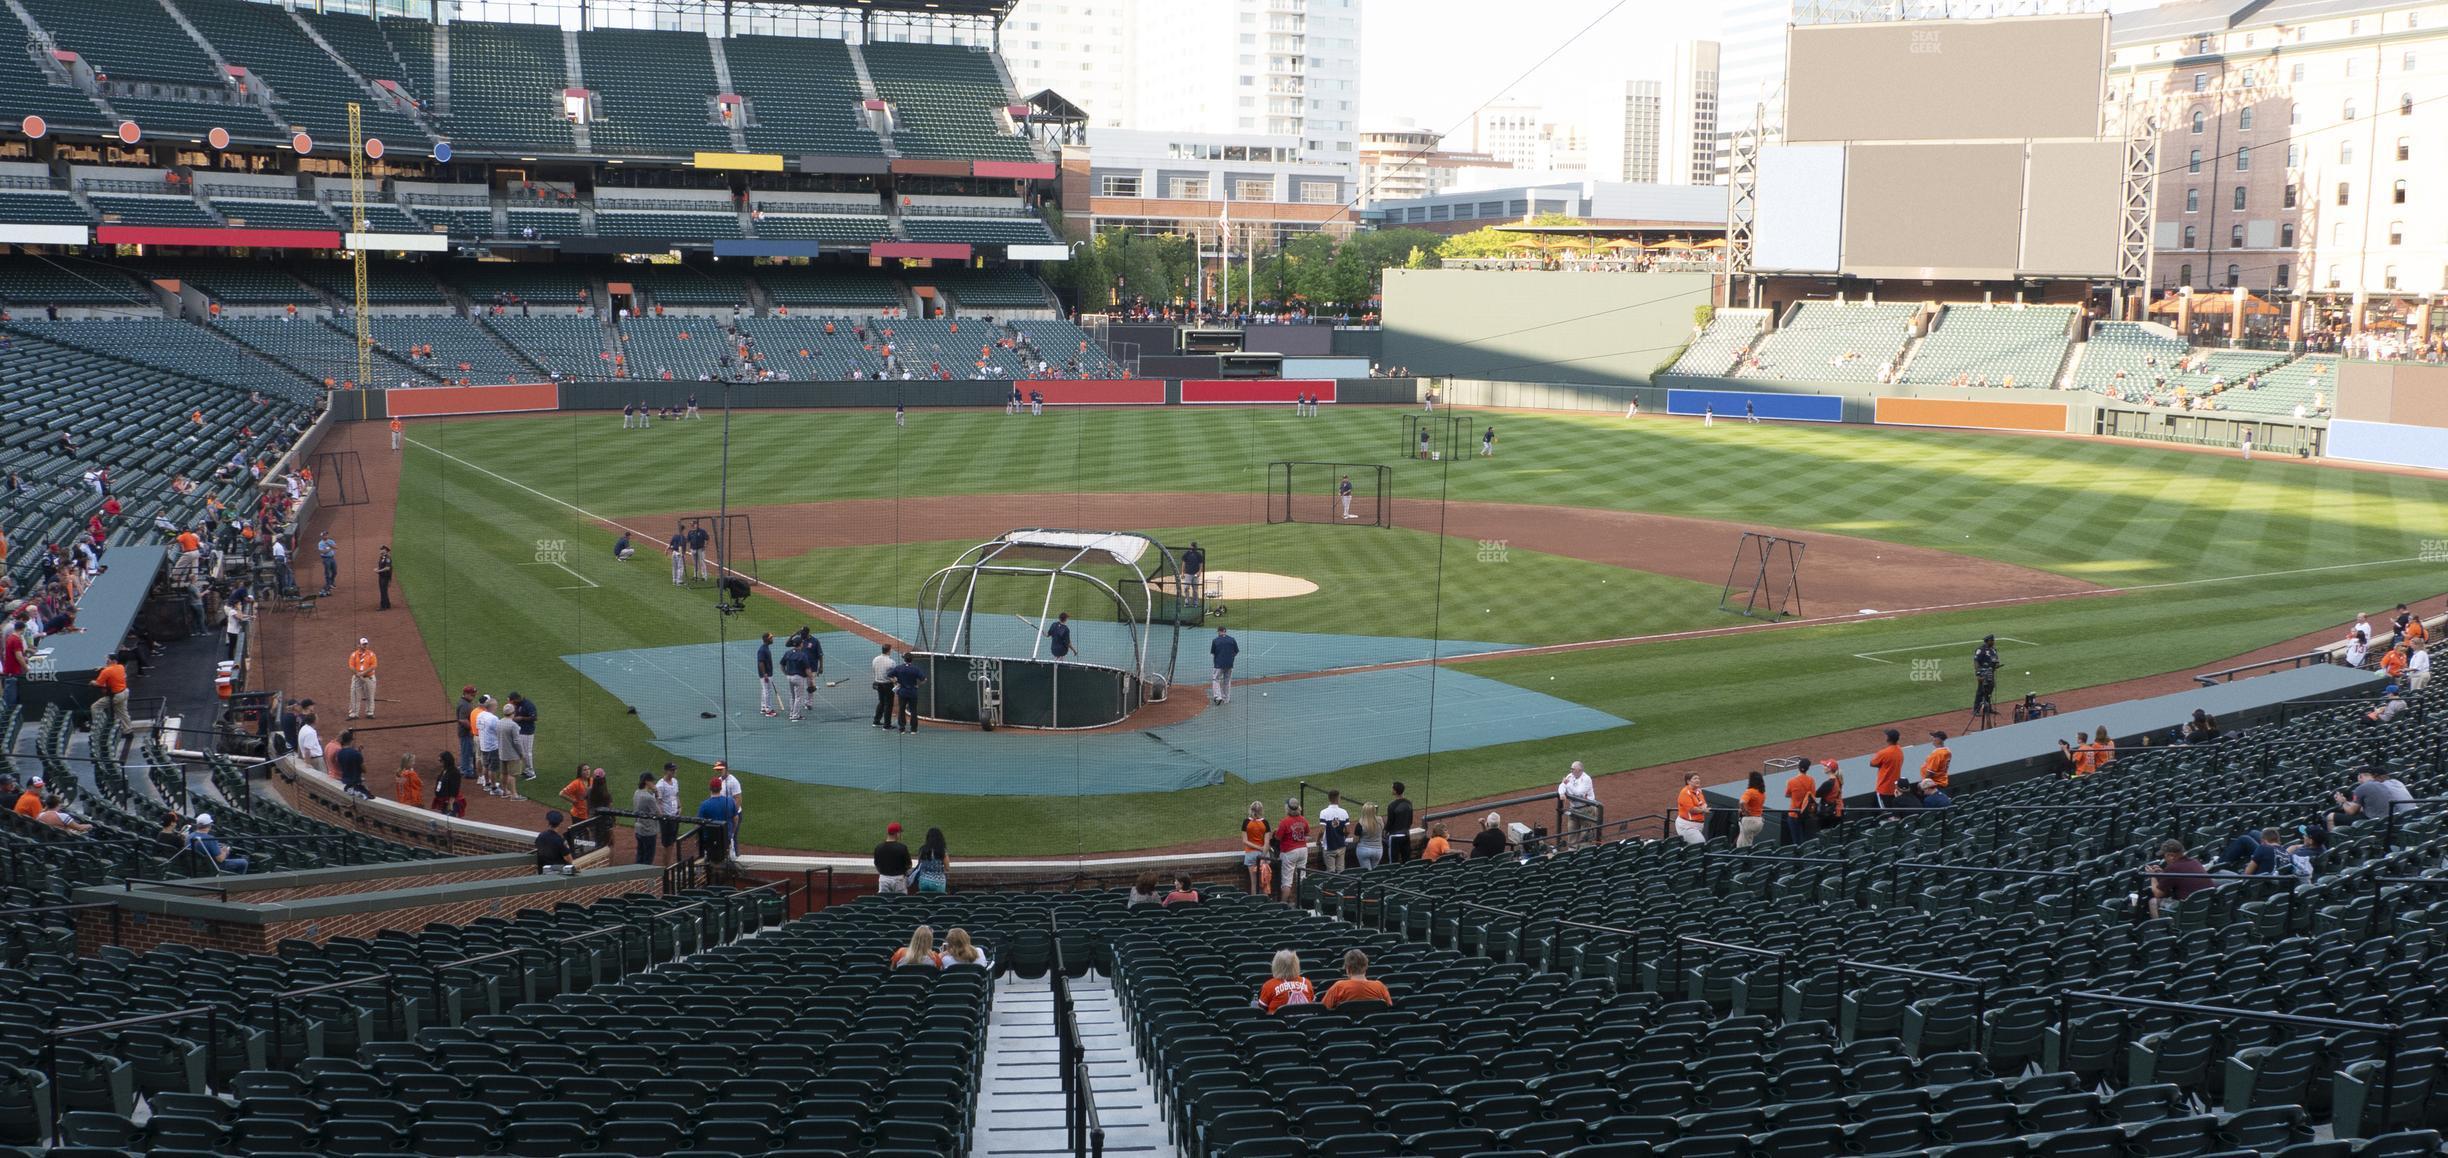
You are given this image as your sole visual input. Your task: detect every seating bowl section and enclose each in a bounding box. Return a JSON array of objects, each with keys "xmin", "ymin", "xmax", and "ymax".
[
  {"xmin": 1740, "ymin": 302, "xmax": 1917, "ymax": 384},
  {"xmin": 1666, "ymin": 308, "xmax": 1769, "ymax": 377},
  {"xmin": 1900, "ymin": 305, "xmax": 2076, "ymax": 389}
]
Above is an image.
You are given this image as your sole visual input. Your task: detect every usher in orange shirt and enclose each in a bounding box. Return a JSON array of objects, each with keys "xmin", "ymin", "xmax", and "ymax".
[
  {"xmin": 1920, "ymin": 747, "xmax": 1951, "ymax": 790},
  {"xmin": 1871, "ymin": 745, "xmax": 1903, "ymax": 796},
  {"xmin": 1785, "ymin": 773, "xmax": 1818, "ymax": 818}
]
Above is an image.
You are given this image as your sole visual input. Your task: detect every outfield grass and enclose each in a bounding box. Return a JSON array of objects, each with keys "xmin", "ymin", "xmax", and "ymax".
[
  {"xmin": 756, "ymin": 523, "xmax": 1731, "ymax": 647},
  {"xmin": 392, "ymin": 408, "xmax": 2448, "ymax": 854}
]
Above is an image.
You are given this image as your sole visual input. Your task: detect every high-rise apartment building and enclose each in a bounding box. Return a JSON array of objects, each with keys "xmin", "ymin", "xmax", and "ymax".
[
  {"xmin": 1665, "ymin": 40, "xmax": 1722, "ymax": 185},
  {"xmin": 999, "ymin": 0, "xmax": 1363, "ymax": 169}
]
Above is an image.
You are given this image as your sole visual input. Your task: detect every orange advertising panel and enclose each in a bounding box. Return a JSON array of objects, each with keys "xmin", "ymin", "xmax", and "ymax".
[
  {"xmin": 384, "ymin": 383, "xmax": 561, "ymax": 418},
  {"xmin": 1874, "ymin": 396, "xmax": 2067, "ymax": 433}
]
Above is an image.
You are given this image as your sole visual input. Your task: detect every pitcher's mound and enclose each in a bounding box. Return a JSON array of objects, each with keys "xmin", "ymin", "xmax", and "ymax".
[{"xmin": 1153, "ymin": 570, "xmax": 1319, "ymax": 600}]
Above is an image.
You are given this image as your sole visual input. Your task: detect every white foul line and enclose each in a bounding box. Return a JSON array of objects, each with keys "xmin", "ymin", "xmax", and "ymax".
[
  {"xmin": 405, "ymin": 436, "xmax": 901, "ymax": 644},
  {"xmin": 519, "ymin": 559, "xmax": 600, "ymax": 590},
  {"xmin": 1853, "ymin": 636, "xmax": 2037, "ymax": 664}
]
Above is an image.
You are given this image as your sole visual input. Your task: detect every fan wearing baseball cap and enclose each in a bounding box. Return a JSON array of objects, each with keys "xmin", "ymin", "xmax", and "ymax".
[
  {"xmin": 347, "ymin": 638, "xmax": 378, "ymax": 720},
  {"xmin": 1920, "ymin": 731, "xmax": 1951, "ymax": 791},
  {"xmin": 874, "ymin": 822, "xmax": 914, "ymax": 894}
]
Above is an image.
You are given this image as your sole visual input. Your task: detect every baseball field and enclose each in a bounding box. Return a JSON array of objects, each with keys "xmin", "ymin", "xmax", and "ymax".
[{"xmin": 370, "ymin": 405, "xmax": 2448, "ymax": 855}]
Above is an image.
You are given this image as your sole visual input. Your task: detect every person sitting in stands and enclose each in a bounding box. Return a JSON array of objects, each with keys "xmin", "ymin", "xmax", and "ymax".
[
  {"xmin": 36, "ymin": 794, "xmax": 91, "ymax": 835},
  {"xmin": 188, "ymin": 813, "xmax": 245, "ymax": 872},
  {"xmin": 941, "ymin": 927, "xmax": 990, "ymax": 970},
  {"xmin": 1254, "ymin": 949, "xmax": 1314, "ymax": 1012},
  {"xmin": 891, "ymin": 926, "xmax": 943, "ymax": 969},
  {"xmin": 2147, "ymin": 839, "xmax": 2210, "ymax": 918},
  {"xmin": 1321, "ymin": 949, "xmax": 1392, "ymax": 1010},
  {"xmin": 1163, "ymin": 873, "xmax": 1202, "ymax": 906},
  {"xmin": 1470, "ymin": 811, "xmax": 1509, "ymax": 859},
  {"xmin": 1126, "ymin": 872, "xmax": 1163, "ymax": 907},
  {"xmin": 1422, "ymin": 822, "xmax": 1452, "ymax": 862}
]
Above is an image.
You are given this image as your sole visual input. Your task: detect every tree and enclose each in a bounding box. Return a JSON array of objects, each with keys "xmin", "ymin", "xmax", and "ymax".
[{"xmin": 1437, "ymin": 226, "xmax": 1519, "ymax": 261}]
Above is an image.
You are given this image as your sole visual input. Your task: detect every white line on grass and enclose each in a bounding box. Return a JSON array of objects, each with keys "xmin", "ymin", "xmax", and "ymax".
[
  {"xmin": 518, "ymin": 559, "xmax": 600, "ymax": 590},
  {"xmin": 1251, "ymin": 553, "xmax": 2434, "ymax": 683},
  {"xmin": 406, "ymin": 437, "xmax": 903, "ymax": 645},
  {"xmin": 1853, "ymin": 636, "xmax": 2037, "ymax": 664}
]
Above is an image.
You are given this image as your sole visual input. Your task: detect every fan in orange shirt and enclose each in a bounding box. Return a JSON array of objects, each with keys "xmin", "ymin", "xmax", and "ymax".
[
  {"xmin": 1673, "ymin": 772, "xmax": 1709, "ymax": 845},
  {"xmin": 394, "ymin": 754, "xmax": 424, "ymax": 807},
  {"xmin": 1919, "ymin": 731, "xmax": 1952, "ymax": 791},
  {"xmin": 1783, "ymin": 764, "xmax": 1819, "ymax": 845},
  {"xmin": 1254, "ymin": 950, "xmax": 1315, "ymax": 1013},
  {"xmin": 1870, "ymin": 729, "xmax": 1904, "ymax": 808},
  {"xmin": 1320, "ymin": 949, "xmax": 1393, "ymax": 1009},
  {"xmin": 1735, "ymin": 772, "xmax": 1767, "ymax": 848},
  {"xmin": 1422, "ymin": 823, "xmax": 1452, "ymax": 861},
  {"xmin": 2084, "ymin": 727, "xmax": 2116, "ymax": 772},
  {"xmin": 2062, "ymin": 730, "xmax": 2099, "ymax": 777}
]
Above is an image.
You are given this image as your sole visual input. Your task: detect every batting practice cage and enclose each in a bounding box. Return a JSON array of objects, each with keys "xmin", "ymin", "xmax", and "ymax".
[
  {"xmin": 910, "ymin": 529, "xmax": 1184, "ymax": 731},
  {"xmin": 1267, "ymin": 461, "xmax": 1393, "ymax": 527},
  {"xmin": 674, "ymin": 513, "xmax": 759, "ymax": 590},
  {"xmin": 1401, "ymin": 413, "xmax": 1471, "ymax": 463},
  {"xmin": 1719, "ymin": 531, "xmax": 1806, "ymax": 619}
]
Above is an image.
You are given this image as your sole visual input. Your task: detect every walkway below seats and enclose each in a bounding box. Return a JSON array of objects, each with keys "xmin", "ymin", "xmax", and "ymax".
[{"xmin": 974, "ymin": 974, "xmax": 1173, "ymax": 1157}]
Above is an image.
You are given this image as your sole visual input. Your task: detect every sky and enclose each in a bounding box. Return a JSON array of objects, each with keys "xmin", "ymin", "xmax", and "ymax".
[
  {"xmin": 1358, "ymin": 0, "xmax": 1724, "ymax": 142},
  {"xmin": 1355, "ymin": 0, "xmax": 2159, "ymax": 145}
]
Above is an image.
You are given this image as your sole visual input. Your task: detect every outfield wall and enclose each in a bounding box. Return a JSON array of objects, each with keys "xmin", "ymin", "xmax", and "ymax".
[
  {"xmin": 2331, "ymin": 361, "xmax": 2448, "ymax": 471},
  {"xmin": 1381, "ymin": 269, "xmax": 1715, "ymax": 387}
]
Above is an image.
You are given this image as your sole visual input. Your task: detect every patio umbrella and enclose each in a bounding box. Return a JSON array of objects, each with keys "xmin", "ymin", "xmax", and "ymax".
[{"xmin": 1694, "ymin": 238, "xmax": 1730, "ymax": 249}]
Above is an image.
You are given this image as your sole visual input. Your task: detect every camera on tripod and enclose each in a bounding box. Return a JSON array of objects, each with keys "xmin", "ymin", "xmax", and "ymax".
[
  {"xmin": 716, "ymin": 576, "xmax": 754, "ymax": 615},
  {"xmin": 2014, "ymin": 691, "xmax": 2057, "ymax": 723}
]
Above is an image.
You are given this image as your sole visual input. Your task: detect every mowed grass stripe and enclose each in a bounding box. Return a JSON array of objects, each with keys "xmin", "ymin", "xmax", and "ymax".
[{"xmin": 388, "ymin": 410, "xmax": 2448, "ymax": 854}]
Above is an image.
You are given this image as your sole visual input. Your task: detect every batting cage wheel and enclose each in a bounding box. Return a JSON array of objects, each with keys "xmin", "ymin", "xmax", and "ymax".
[{"xmin": 1266, "ymin": 461, "xmax": 1392, "ymax": 528}]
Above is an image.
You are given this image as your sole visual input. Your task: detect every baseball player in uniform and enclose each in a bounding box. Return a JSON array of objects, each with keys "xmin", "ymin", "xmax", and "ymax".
[
  {"xmin": 1419, "ymin": 427, "xmax": 1432, "ymax": 459},
  {"xmin": 686, "ymin": 523, "xmax": 712, "ymax": 581},
  {"xmin": 780, "ymin": 638, "xmax": 811, "ymax": 722},
  {"xmin": 755, "ymin": 633, "xmax": 778, "ymax": 717},
  {"xmin": 667, "ymin": 526, "xmax": 687, "ymax": 585},
  {"xmin": 1047, "ymin": 612, "xmax": 1078, "ymax": 663},
  {"xmin": 895, "ymin": 400, "xmax": 906, "ymax": 429},
  {"xmin": 1339, "ymin": 474, "xmax": 1356, "ymax": 520},
  {"xmin": 1180, "ymin": 542, "xmax": 1206, "ymax": 606},
  {"xmin": 1745, "ymin": 400, "xmax": 1758, "ymax": 424},
  {"xmin": 1209, "ymin": 626, "xmax": 1239, "ymax": 704},
  {"xmin": 1481, "ymin": 425, "xmax": 1496, "ymax": 457}
]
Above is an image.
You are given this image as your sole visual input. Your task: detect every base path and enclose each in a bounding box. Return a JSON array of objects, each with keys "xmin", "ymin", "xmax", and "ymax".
[{"xmin": 637, "ymin": 492, "xmax": 2094, "ymax": 617}]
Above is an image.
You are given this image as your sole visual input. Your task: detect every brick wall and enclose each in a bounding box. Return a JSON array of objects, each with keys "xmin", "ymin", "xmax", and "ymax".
[
  {"xmin": 234, "ymin": 862, "xmax": 534, "ymax": 904},
  {"xmin": 75, "ymin": 876, "xmax": 654, "ymax": 956}
]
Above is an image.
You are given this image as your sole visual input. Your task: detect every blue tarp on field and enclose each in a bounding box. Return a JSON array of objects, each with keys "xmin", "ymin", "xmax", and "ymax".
[{"xmin": 563, "ymin": 625, "xmax": 1632, "ymax": 796}]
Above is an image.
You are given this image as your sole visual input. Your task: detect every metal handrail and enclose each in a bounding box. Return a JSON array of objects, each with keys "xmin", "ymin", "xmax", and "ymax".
[
  {"xmin": 2056, "ymin": 988, "xmax": 2408, "ymax": 1115},
  {"xmin": 264, "ymin": 972, "xmax": 397, "ymax": 1069},
  {"xmin": 42, "ymin": 1004, "xmax": 225, "ymax": 1145}
]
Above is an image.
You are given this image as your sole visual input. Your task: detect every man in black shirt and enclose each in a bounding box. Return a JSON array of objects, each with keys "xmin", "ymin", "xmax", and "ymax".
[
  {"xmin": 874, "ymin": 821, "xmax": 913, "ymax": 894},
  {"xmin": 332, "ymin": 730, "xmax": 371, "ymax": 799},
  {"xmin": 536, "ymin": 811, "xmax": 573, "ymax": 874},
  {"xmin": 1385, "ymin": 782, "xmax": 1415, "ymax": 865}
]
